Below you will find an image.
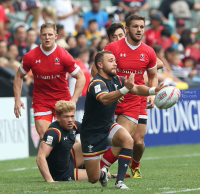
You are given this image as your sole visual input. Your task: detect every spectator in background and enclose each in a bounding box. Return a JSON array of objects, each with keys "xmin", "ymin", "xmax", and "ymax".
[
  {"xmin": 66, "ymin": 36, "xmax": 77, "ymax": 49},
  {"xmin": 86, "ymin": 19, "xmax": 101, "ymax": 39},
  {"xmin": 4, "ymin": 16, "xmax": 11, "ymax": 44},
  {"xmin": 165, "ymin": 47, "xmax": 177, "ymax": 65},
  {"xmin": 13, "ymin": 25, "xmax": 30, "ymax": 61},
  {"xmin": 0, "ymin": 0, "xmax": 12, "ymax": 40},
  {"xmin": 158, "ymin": 0, "xmax": 200, "ymax": 20},
  {"xmin": 0, "ymin": 40, "xmax": 7, "ymax": 57},
  {"xmin": 68, "ymin": 47, "xmax": 90, "ymax": 97},
  {"xmin": 79, "ymin": 48, "xmax": 90, "ymax": 69},
  {"xmin": 56, "ymin": 24, "xmax": 66, "ymax": 40},
  {"xmin": 55, "ymin": 0, "xmax": 81, "ymax": 35},
  {"xmin": 41, "ymin": 6, "xmax": 56, "ymax": 23},
  {"xmin": 76, "ymin": 31, "xmax": 87, "ymax": 49},
  {"xmin": 74, "ymin": 15, "xmax": 84, "ymax": 36},
  {"xmin": 171, "ymin": 19, "xmax": 185, "ymax": 48},
  {"xmin": 84, "ymin": 0, "xmax": 108, "ymax": 30},
  {"xmin": 145, "ymin": 11, "xmax": 164, "ymax": 47},
  {"xmin": 89, "ymin": 36, "xmax": 100, "ymax": 48},
  {"xmin": 158, "ymin": 27, "xmax": 173, "ymax": 50},
  {"xmin": 26, "ymin": 28, "xmax": 38, "ymax": 50},
  {"xmin": 8, "ymin": 44, "xmax": 19, "ymax": 61},
  {"xmin": 118, "ymin": 0, "xmax": 148, "ymax": 13},
  {"xmin": 97, "ymin": 37, "xmax": 109, "ymax": 51},
  {"xmin": 25, "ymin": 0, "xmax": 42, "ymax": 29},
  {"xmin": 114, "ymin": 7, "xmax": 125, "ymax": 25}
]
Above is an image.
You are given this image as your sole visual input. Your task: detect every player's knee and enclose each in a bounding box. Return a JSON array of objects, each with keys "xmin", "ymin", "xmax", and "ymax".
[
  {"xmin": 88, "ymin": 176, "xmax": 99, "ymax": 184},
  {"xmin": 134, "ymin": 137, "xmax": 144, "ymax": 145},
  {"xmin": 123, "ymin": 135, "xmax": 133, "ymax": 149}
]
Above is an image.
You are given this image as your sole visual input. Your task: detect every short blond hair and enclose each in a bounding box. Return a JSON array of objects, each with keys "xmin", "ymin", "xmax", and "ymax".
[
  {"xmin": 55, "ymin": 100, "xmax": 75, "ymax": 116},
  {"xmin": 40, "ymin": 23, "xmax": 57, "ymax": 34}
]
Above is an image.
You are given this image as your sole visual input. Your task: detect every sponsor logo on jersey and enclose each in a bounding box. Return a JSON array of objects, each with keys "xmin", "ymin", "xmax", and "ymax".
[
  {"xmin": 35, "ymin": 59, "xmax": 41, "ymax": 63},
  {"xmin": 120, "ymin": 53, "xmax": 126, "ymax": 57},
  {"xmin": 36, "ymin": 74, "xmax": 60, "ymax": 79},
  {"xmin": 117, "ymin": 68, "xmax": 143, "ymax": 75},
  {"xmin": 94, "ymin": 84, "xmax": 101, "ymax": 93},
  {"xmin": 158, "ymin": 91, "xmax": 167, "ymax": 100},
  {"xmin": 140, "ymin": 53, "xmax": 145, "ymax": 61},
  {"xmin": 46, "ymin": 135, "xmax": 53, "ymax": 145},
  {"xmin": 114, "ymin": 84, "xmax": 118, "ymax": 90},
  {"xmin": 88, "ymin": 145, "xmax": 93, "ymax": 152},
  {"xmin": 64, "ymin": 136, "xmax": 68, "ymax": 140},
  {"xmin": 72, "ymin": 130, "xmax": 76, "ymax": 137},
  {"xmin": 55, "ymin": 57, "xmax": 60, "ymax": 65}
]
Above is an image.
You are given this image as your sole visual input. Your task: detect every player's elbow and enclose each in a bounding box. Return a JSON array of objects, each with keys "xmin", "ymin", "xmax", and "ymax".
[{"xmin": 100, "ymin": 99, "xmax": 110, "ymax": 106}]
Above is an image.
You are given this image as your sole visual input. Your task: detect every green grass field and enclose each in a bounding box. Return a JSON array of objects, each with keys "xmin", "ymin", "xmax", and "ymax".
[{"xmin": 0, "ymin": 144, "xmax": 200, "ymax": 194}]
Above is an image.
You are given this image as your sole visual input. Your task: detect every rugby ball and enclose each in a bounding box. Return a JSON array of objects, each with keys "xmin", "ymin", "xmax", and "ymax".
[{"xmin": 154, "ymin": 86, "xmax": 180, "ymax": 109}]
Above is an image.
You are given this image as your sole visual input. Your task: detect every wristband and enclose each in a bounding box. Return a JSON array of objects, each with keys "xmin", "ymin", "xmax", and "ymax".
[
  {"xmin": 149, "ymin": 87, "xmax": 156, "ymax": 95},
  {"xmin": 119, "ymin": 86, "xmax": 130, "ymax": 95}
]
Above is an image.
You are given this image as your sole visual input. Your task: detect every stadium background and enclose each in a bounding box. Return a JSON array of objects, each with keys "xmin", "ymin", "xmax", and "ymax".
[{"xmin": 0, "ymin": 0, "xmax": 200, "ymax": 161}]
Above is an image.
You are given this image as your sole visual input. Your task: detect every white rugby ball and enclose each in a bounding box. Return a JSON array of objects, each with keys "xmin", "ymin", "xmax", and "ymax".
[{"xmin": 154, "ymin": 86, "xmax": 180, "ymax": 109}]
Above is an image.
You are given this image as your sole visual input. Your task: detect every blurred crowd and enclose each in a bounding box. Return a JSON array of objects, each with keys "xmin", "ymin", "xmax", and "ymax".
[{"xmin": 0, "ymin": 0, "xmax": 200, "ymax": 97}]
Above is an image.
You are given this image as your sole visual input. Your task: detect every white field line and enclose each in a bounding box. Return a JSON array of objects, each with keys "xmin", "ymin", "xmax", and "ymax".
[
  {"xmin": 2, "ymin": 152, "xmax": 200, "ymax": 172},
  {"xmin": 143, "ymin": 153, "xmax": 200, "ymax": 160},
  {"xmin": 156, "ymin": 188, "xmax": 200, "ymax": 194},
  {"xmin": 6, "ymin": 167, "xmax": 37, "ymax": 172}
]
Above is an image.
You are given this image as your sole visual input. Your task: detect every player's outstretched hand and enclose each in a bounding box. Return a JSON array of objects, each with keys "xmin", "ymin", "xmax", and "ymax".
[
  {"xmin": 155, "ymin": 83, "xmax": 168, "ymax": 93},
  {"xmin": 147, "ymin": 96, "xmax": 154, "ymax": 109},
  {"xmin": 14, "ymin": 99, "xmax": 25, "ymax": 118},
  {"xmin": 124, "ymin": 73, "xmax": 135, "ymax": 90}
]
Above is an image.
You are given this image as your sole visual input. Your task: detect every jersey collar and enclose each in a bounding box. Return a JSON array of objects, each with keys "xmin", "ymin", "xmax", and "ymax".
[
  {"xmin": 125, "ymin": 37, "xmax": 141, "ymax": 50},
  {"xmin": 40, "ymin": 44, "xmax": 57, "ymax": 56}
]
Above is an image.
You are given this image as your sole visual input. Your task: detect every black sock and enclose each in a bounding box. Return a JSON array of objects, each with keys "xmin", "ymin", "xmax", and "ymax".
[
  {"xmin": 117, "ymin": 148, "xmax": 133, "ymax": 183},
  {"xmin": 99, "ymin": 169, "xmax": 105, "ymax": 180}
]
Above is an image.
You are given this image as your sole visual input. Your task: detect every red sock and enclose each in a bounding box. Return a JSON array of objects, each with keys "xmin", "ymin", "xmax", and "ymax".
[
  {"xmin": 100, "ymin": 148, "xmax": 117, "ymax": 168},
  {"xmin": 130, "ymin": 159, "xmax": 140, "ymax": 169}
]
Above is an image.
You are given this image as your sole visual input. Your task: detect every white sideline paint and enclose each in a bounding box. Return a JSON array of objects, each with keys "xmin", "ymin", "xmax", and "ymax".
[
  {"xmin": 2, "ymin": 152, "xmax": 200, "ymax": 172},
  {"xmin": 143, "ymin": 153, "xmax": 200, "ymax": 161},
  {"xmin": 157, "ymin": 188, "xmax": 200, "ymax": 194},
  {"xmin": 6, "ymin": 167, "xmax": 37, "ymax": 172}
]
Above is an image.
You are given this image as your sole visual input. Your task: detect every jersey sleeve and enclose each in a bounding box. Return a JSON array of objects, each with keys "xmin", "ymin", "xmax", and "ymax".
[
  {"xmin": 20, "ymin": 53, "xmax": 32, "ymax": 74},
  {"xmin": 74, "ymin": 121, "xmax": 81, "ymax": 134},
  {"xmin": 62, "ymin": 50, "xmax": 80, "ymax": 76},
  {"xmin": 88, "ymin": 80, "xmax": 109, "ymax": 100},
  {"xmin": 42, "ymin": 128, "xmax": 61, "ymax": 147},
  {"xmin": 147, "ymin": 48, "xmax": 157, "ymax": 70},
  {"xmin": 104, "ymin": 43, "xmax": 114, "ymax": 52}
]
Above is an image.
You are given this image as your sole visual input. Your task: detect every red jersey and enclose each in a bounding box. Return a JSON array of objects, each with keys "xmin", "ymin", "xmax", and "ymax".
[
  {"xmin": 0, "ymin": 5, "xmax": 5, "ymax": 21},
  {"xmin": 104, "ymin": 38, "xmax": 156, "ymax": 104},
  {"xmin": 184, "ymin": 46, "xmax": 200, "ymax": 63},
  {"xmin": 20, "ymin": 44, "xmax": 80, "ymax": 103},
  {"xmin": 145, "ymin": 26, "xmax": 164, "ymax": 47}
]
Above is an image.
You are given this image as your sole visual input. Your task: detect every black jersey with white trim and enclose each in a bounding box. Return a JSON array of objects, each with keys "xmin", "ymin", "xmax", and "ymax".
[
  {"xmin": 42, "ymin": 120, "xmax": 81, "ymax": 181},
  {"xmin": 81, "ymin": 74, "xmax": 124, "ymax": 136}
]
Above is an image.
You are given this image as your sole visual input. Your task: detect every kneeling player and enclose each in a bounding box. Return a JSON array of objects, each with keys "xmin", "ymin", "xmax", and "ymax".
[{"xmin": 81, "ymin": 51, "xmax": 165, "ymax": 189}]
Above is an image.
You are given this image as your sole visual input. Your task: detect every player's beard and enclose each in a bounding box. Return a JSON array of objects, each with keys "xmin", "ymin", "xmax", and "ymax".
[
  {"xmin": 104, "ymin": 68, "xmax": 116, "ymax": 77},
  {"xmin": 129, "ymin": 31, "xmax": 143, "ymax": 43}
]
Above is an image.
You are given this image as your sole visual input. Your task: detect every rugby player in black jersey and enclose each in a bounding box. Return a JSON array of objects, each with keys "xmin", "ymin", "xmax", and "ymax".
[
  {"xmin": 81, "ymin": 50, "xmax": 165, "ymax": 189},
  {"xmin": 36, "ymin": 100, "xmax": 88, "ymax": 182}
]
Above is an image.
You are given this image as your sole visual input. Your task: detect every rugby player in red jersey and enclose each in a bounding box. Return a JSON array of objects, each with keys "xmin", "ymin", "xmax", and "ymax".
[
  {"xmin": 14, "ymin": 23, "xmax": 86, "ymax": 139},
  {"xmin": 92, "ymin": 21, "xmax": 163, "ymax": 178}
]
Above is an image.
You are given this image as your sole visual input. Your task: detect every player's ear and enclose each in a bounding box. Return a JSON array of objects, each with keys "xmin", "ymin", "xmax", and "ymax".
[
  {"xmin": 97, "ymin": 62, "xmax": 103, "ymax": 69},
  {"xmin": 55, "ymin": 33, "xmax": 58, "ymax": 40},
  {"xmin": 125, "ymin": 26, "xmax": 129, "ymax": 34}
]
